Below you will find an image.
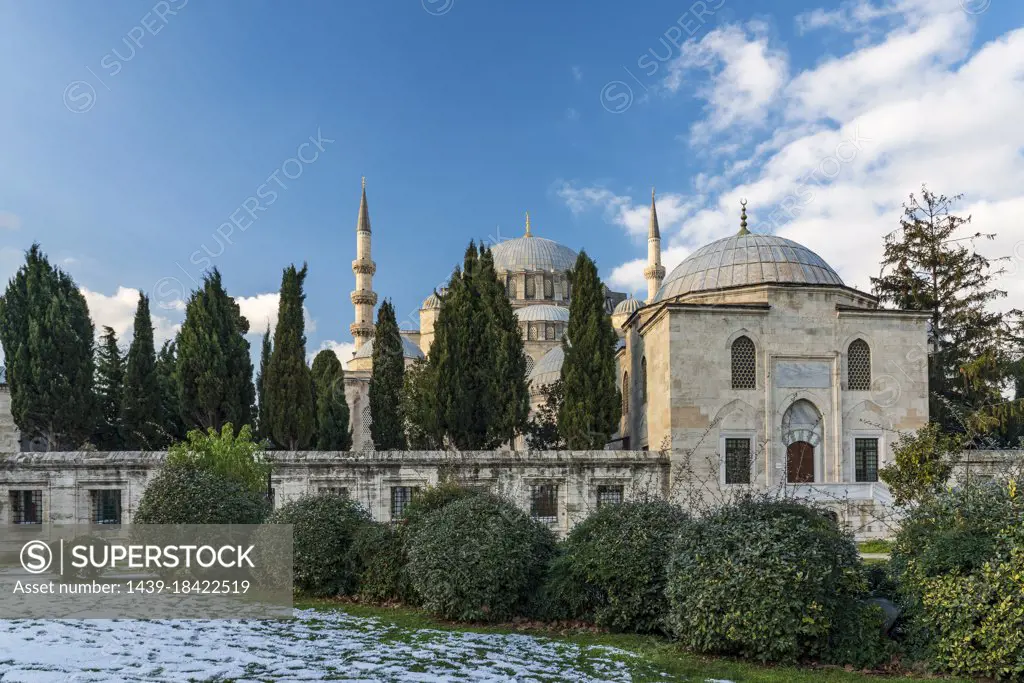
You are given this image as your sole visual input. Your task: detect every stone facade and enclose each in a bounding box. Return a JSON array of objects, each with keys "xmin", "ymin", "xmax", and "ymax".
[{"xmin": 0, "ymin": 387, "xmax": 21, "ymax": 454}]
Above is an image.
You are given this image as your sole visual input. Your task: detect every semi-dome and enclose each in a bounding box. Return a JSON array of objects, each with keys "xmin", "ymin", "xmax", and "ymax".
[
  {"xmin": 613, "ymin": 297, "xmax": 642, "ymax": 315},
  {"xmin": 514, "ymin": 304, "xmax": 570, "ymax": 323},
  {"xmin": 655, "ymin": 232, "xmax": 843, "ymax": 302},
  {"xmin": 352, "ymin": 336, "xmax": 425, "ymax": 361},
  {"xmin": 421, "ymin": 292, "xmax": 442, "ymax": 310},
  {"xmin": 527, "ymin": 346, "xmax": 564, "ymax": 387}
]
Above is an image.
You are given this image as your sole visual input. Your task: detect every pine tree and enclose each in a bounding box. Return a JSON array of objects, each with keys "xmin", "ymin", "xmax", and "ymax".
[
  {"xmin": 0, "ymin": 244, "xmax": 96, "ymax": 449},
  {"xmin": 256, "ymin": 325, "xmax": 272, "ymax": 444},
  {"xmin": 264, "ymin": 263, "xmax": 315, "ymax": 450},
  {"xmin": 369, "ymin": 299, "xmax": 406, "ymax": 450},
  {"xmin": 402, "ymin": 357, "xmax": 439, "ymax": 449},
  {"xmin": 871, "ymin": 187, "xmax": 1010, "ymax": 433},
  {"xmin": 155, "ymin": 340, "xmax": 185, "ymax": 444},
  {"xmin": 93, "ymin": 326, "xmax": 125, "ymax": 449},
  {"xmin": 558, "ymin": 251, "xmax": 621, "ymax": 448},
  {"xmin": 176, "ymin": 268, "xmax": 255, "ymax": 432},
  {"xmin": 121, "ymin": 293, "xmax": 162, "ymax": 449},
  {"xmin": 311, "ymin": 349, "xmax": 352, "ymax": 450}
]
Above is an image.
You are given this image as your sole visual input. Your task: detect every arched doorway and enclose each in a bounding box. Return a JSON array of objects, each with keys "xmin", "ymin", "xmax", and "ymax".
[{"xmin": 781, "ymin": 400, "xmax": 823, "ymax": 484}]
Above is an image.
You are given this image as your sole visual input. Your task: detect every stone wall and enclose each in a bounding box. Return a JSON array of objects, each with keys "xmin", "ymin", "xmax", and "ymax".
[{"xmin": 0, "ymin": 387, "xmax": 19, "ymax": 454}]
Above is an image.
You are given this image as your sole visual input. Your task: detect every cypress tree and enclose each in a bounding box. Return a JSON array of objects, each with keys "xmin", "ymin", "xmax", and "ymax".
[
  {"xmin": 402, "ymin": 357, "xmax": 440, "ymax": 449},
  {"xmin": 311, "ymin": 349, "xmax": 352, "ymax": 450},
  {"xmin": 369, "ymin": 299, "xmax": 406, "ymax": 450},
  {"xmin": 0, "ymin": 244, "xmax": 95, "ymax": 449},
  {"xmin": 93, "ymin": 326, "xmax": 125, "ymax": 450},
  {"xmin": 256, "ymin": 325, "xmax": 272, "ymax": 443},
  {"xmin": 121, "ymin": 293, "xmax": 162, "ymax": 449},
  {"xmin": 264, "ymin": 263, "xmax": 315, "ymax": 450},
  {"xmin": 155, "ymin": 340, "xmax": 185, "ymax": 445},
  {"xmin": 558, "ymin": 251, "xmax": 621, "ymax": 448},
  {"xmin": 176, "ymin": 268, "xmax": 255, "ymax": 431}
]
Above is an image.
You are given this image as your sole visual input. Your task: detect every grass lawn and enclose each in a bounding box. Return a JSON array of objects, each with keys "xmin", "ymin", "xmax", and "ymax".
[
  {"xmin": 302, "ymin": 599, "xmax": 963, "ymax": 683},
  {"xmin": 858, "ymin": 539, "xmax": 894, "ymax": 554}
]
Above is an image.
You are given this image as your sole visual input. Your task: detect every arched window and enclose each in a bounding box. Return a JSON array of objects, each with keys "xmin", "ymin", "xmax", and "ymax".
[
  {"xmin": 528, "ymin": 324, "xmax": 537, "ymax": 341},
  {"xmin": 525, "ymin": 275, "xmax": 536, "ymax": 298},
  {"xmin": 731, "ymin": 336, "xmax": 756, "ymax": 389},
  {"xmin": 506, "ymin": 275, "xmax": 516, "ymax": 299},
  {"xmin": 544, "ymin": 275, "xmax": 553, "ymax": 299},
  {"xmin": 622, "ymin": 372, "xmax": 629, "ymax": 415},
  {"xmin": 524, "ymin": 355, "xmax": 535, "ymax": 376},
  {"xmin": 641, "ymin": 357, "xmax": 648, "ymax": 405},
  {"xmin": 848, "ymin": 339, "xmax": 871, "ymax": 390},
  {"xmin": 545, "ymin": 324, "xmax": 554, "ymax": 341}
]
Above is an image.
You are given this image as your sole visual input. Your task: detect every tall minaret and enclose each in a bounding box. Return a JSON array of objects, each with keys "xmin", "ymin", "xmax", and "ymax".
[
  {"xmin": 350, "ymin": 177, "xmax": 378, "ymax": 350},
  {"xmin": 643, "ymin": 187, "xmax": 666, "ymax": 303}
]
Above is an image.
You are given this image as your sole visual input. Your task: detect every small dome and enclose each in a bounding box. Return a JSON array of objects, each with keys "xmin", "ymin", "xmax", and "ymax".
[
  {"xmin": 491, "ymin": 236, "xmax": 578, "ymax": 273},
  {"xmin": 655, "ymin": 232, "xmax": 844, "ymax": 302},
  {"xmin": 352, "ymin": 336, "xmax": 425, "ymax": 361},
  {"xmin": 613, "ymin": 297, "xmax": 642, "ymax": 315},
  {"xmin": 527, "ymin": 346, "xmax": 564, "ymax": 387},
  {"xmin": 514, "ymin": 304, "xmax": 570, "ymax": 323},
  {"xmin": 421, "ymin": 292, "xmax": 442, "ymax": 310}
]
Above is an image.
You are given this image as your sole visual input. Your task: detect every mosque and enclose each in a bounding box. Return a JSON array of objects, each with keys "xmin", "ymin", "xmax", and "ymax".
[{"xmin": 340, "ymin": 181, "xmax": 930, "ymax": 497}]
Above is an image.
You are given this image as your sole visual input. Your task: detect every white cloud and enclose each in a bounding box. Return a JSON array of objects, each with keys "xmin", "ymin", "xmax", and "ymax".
[
  {"xmin": 309, "ymin": 339, "xmax": 359, "ymax": 366},
  {"xmin": 236, "ymin": 293, "xmax": 315, "ymax": 337},
  {"xmin": 81, "ymin": 286, "xmax": 181, "ymax": 346},
  {"xmin": 0, "ymin": 211, "xmax": 21, "ymax": 231}
]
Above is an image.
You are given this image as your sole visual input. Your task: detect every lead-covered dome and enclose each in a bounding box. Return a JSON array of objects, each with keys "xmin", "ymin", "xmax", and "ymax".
[
  {"xmin": 613, "ymin": 297, "xmax": 642, "ymax": 315},
  {"xmin": 492, "ymin": 236, "xmax": 578, "ymax": 273},
  {"xmin": 527, "ymin": 346, "xmax": 564, "ymax": 387},
  {"xmin": 514, "ymin": 304, "xmax": 570, "ymax": 323},
  {"xmin": 352, "ymin": 336, "xmax": 425, "ymax": 361},
  {"xmin": 655, "ymin": 232, "xmax": 843, "ymax": 302}
]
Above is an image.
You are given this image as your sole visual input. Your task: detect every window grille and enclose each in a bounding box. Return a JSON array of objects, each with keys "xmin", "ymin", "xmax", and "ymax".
[
  {"xmin": 545, "ymin": 324, "xmax": 554, "ymax": 341},
  {"xmin": 544, "ymin": 275, "xmax": 553, "ymax": 299},
  {"xmin": 91, "ymin": 490, "xmax": 122, "ymax": 524},
  {"xmin": 10, "ymin": 490, "xmax": 42, "ymax": 524},
  {"xmin": 525, "ymin": 276, "xmax": 536, "ymax": 298},
  {"xmin": 506, "ymin": 275, "xmax": 516, "ymax": 298},
  {"xmin": 530, "ymin": 484, "xmax": 558, "ymax": 522},
  {"xmin": 525, "ymin": 356, "xmax": 535, "ymax": 376},
  {"xmin": 596, "ymin": 485, "xmax": 623, "ymax": 508},
  {"xmin": 731, "ymin": 336, "xmax": 756, "ymax": 389},
  {"xmin": 622, "ymin": 372, "xmax": 629, "ymax": 415},
  {"xmin": 848, "ymin": 340, "xmax": 871, "ymax": 391},
  {"xmin": 360, "ymin": 406, "xmax": 372, "ymax": 433},
  {"xmin": 390, "ymin": 486, "xmax": 418, "ymax": 520},
  {"xmin": 528, "ymin": 324, "xmax": 537, "ymax": 341},
  {"xmin": 724, "ymin": 438, "xmax": 752, "ymax": 484},
  {"xmin": 855, "ymin": 438, "xmax": 879, "ymax": 482}
]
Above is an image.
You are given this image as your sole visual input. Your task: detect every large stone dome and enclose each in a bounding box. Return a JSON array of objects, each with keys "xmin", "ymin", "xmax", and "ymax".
[
  {"xmin": 491, "ymin": 236, "xmax": 578, "ymax": 273},
  {"xmin": 654, "ymin": 233, "xmax": 843, "ymax": 302},
  {"xmin": 352, "ymin": 336, "xmax": 425, "ymax": 361},
  {"xmin": 514, "ymin": 304, "xmax": 570, "ymax": 323}
]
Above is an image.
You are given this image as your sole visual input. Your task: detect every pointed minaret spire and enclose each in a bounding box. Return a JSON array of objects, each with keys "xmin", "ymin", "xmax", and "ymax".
[
  {"xmin": 643, "ymin": 187, "xmax": 666, "ymax": 303},
  {"xmin": 524, "ymin": 211, "xmax": 532, "ymax": 237},
  {"xmin": 738, "ymin": 198, "xmax": 750, "ymax": 235},
  {"xmin": 350, "ymin": 178, "xmax": 378, "ymax": 352}
]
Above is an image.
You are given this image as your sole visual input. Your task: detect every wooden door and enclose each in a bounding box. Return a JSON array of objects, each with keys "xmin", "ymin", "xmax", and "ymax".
[{"xmin": 786, "ymin": 441, "xmax": 815, "ymax": 483}]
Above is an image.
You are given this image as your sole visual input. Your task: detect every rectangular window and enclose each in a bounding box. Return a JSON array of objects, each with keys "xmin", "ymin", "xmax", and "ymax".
[
  {"xmin": 724, "ymin": 438, "xmax": 752, "ymax": 484},
  {"xmin": 525, "ymin": 276, "xmax": 536, "ymax": 298},
  {"xmin": 530, "ymin": 484, "xmax": 558, "ymax": 523},
  {"xmin": 10, "ymin": 490, "xmax": 42, "ymax": 524},
  {"xmin": 544, "ymin": 275, "xmax": 553, "ymax": 299},
  {"xmin": 90, "ymin": 490, "xmax": 122, "ymax": 524},
  {"xmin": 855, "ymin": 438, "xmax": 879, "ymax": 483},
  {"xmin": 596, "ymin": 485, "xmax": 623, "ymax": 509},
  {"xmin": 390, "ymin": 486, "xmax": 418, "ymax": 520}
]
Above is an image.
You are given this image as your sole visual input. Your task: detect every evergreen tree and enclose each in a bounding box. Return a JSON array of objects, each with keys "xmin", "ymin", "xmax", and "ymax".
[
  {"xmin": 871, "ymin": 187, "xmax": 1010, "ymax": 434},
  {"xmin": 402, "ymin": 357, "xmax": 439, "ymax": 449},
  {"xmin": 93, "ymin": 326, "xmax": 125, "ymax": 449},
  {"xmin": 558, "ymin": 251, "xmax": 621, "ymax": 449},
  {"xmin": 155, "ymin": 340, "xmax": 185, "ymax": 444},
  {"xmin": 264, "ymin": 264, "xmax": 315, "ymax": 450},
  {"xmin": 0, "ymin": 244, "xmax": 95, "ymax": 449},
  {"xmin": 256, "ymin": 325, "xmax": 272, "ymax": 443},
  {"xmin": 526, "ymin": 379, "xmax": 565, "ymax": 450},
  {"xmin": 176, "ymin": 268, "xmax": 255, "ymax": 432},
  {"xmin": 121, "ymin": 293, "xmax": 162, "ymax": 449},
  {"xmin": 311, "ymin": 349, "xmax": 352, "ymax": 450},
  {"xmin": 369, "ymin": 299, "xmax": 405, "ymax": 450}
]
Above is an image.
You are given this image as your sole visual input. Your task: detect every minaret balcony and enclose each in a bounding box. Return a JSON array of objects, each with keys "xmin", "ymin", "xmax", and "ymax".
[
  {"xmin": 350, "ymin": 321, "xmax": 375, "ymax": 337},
  {"xmin": 352, "ymin": 259, "xmax": 377, "ymax": 275},
  {"xmin": 350, "ymin": 290, "xmax": 379, "ymax": 306},
  {"xmin": 643, "ymin": 264, "xmax": 666, "ymax": 280}
]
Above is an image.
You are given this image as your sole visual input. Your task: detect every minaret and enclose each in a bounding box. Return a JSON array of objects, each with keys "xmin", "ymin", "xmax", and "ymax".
[
  {"xmin": 350, "ymin": 177, "xmax": 378, "ymax": 350},
  {"xmin": 643, "ymin": 187, "xmax": 666, "ymax": 303}
]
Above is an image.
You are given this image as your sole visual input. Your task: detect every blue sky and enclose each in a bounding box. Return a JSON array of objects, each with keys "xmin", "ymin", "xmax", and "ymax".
[{"xmin": 1, "ymin": 0, "xmax": 1022, "ymax": 362}]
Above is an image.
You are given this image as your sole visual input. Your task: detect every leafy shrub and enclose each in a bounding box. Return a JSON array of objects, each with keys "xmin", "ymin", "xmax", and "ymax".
[
  {"xmin": 400, "ymin": 481, "xmax": 480, "ymax": 531},
  {"xmin": 353, "ymin": 523, "xmax": 415, "ymax": 603},
  {"xmin": 406, "ymin": 494, "xmax": 556, "ymax": 622},
  {"xmin": 547, "ymin": 498, "xmax": 688, "ymax": 632},
  {"xmin": 134, "ymin": 461, "xmax": 270, "ymax": 525},
  {"xmin": 266, "ymin": 492, "xmax": 371, "ymax": 597},
  {"xmin": 165, "ymin": 423, "xmax": 269, "ymax": 493},
  {"xmin": 824, "ymin": 601, "xmax": 893, "ymax": 670},
  {"xmin": 879, "ymin": 424, "xmax": 959, "ymax": 506},
  {"xmin": 666, "ymin": 497, "xmax": 867, "ymax": 663}
]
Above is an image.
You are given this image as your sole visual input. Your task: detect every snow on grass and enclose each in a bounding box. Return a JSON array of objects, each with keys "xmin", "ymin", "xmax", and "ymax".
[{"xmin": 0, "ymin": 608, "xmax": 717, "ymax": 682}]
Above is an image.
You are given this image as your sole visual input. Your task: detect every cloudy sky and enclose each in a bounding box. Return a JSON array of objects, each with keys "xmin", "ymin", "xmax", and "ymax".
[{"xmin": 1, "ymin": 0, "xmax": 1022, "ymax": 366}]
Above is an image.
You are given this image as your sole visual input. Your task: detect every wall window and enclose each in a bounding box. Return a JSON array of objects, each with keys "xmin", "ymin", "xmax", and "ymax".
[
  {"xmin": 528, "ymin": 324, "xmax": 537, "ymax": 341},
  {"xmin": 596, "ymin": 485, "xmax": 623, "ymax": 509},
  {"xmin": 506, "ymin": 275, "xmax": 516, "ymax": 298},
  {"xmin": 390, "ymin": 486, "xmax": 418, "ymax": 520},
  {"xmin": 525, "ymin": 275, "xmax": 536, "ymax": 298},
  {"xmin": 10, "ymin": 490, "xmax": 42, "ymax": 524},
  {"xmin": 731, "ymin": 336, "xmax": 756, "ymax": 389},
  {"xmin": 530, "ymin": 484, "xmax": 558, "ymax": 523},
  {"xmin": 525, "ymin": 356, "xmax": 536, "ymax": 376},
  {"xmin": 622, "ymin": 372, "xmax": 629, "ymax": 415},
  {"xmin": 848, "ymin": 339, "xmax": 871, "ymax": 391},
  {"xmin": 641, "ymin": 357, "xmax": 648, "ymax": 405},
  {"xmin": 724, "ymin": 438, "xmax": 752, "ymax": 484},
  {"xmin": 90, "ymin": 490, "xmax": 122, "ymax": 524},
  {"xmin": 855, "ymin": 438, "xmax": 879, "ymax": 482},
  {"xmin": 544, "ymin": 275, "xmax": 553, "ymax": 299},
  {"xmin": 545, "ymin": 324, "xmax": 555, "ymax": 341},
  {"xmin": 320, "ymin": 487, "xmax": 349, "ymax": 498}
]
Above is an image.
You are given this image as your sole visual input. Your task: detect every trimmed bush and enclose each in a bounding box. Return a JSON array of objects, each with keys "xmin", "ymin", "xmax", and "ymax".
[
  {"xmin": 666, "ymin": 498, "xmax": 867, "ymax": 664},
  {"xmin": 547, "ymin": 498, "xmax": 688, "ymax": 632},
  {"xmin": 266, "ymin": 492, "xmax": 371, "ymax": 597},
  {"xmin": 406, "ymin": 494, "xmax": 556, "ymax": 622},
  {"xmin": 353, "ymin": 523, "xmax": 415, "ymax": 603},
  {"xmin": 134, "ymin": 461, "xmax": 270, "ymax": 524},
  {"xmin": 400, "ymin": 481, "xmax": 480, "ymax": 531}
]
